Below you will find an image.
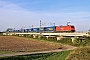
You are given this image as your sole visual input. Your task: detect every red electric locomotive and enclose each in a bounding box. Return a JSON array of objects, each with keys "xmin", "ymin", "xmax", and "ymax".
[{"xmin": 55, "ymin": 25, "xmax": 75, "ymax": 32}]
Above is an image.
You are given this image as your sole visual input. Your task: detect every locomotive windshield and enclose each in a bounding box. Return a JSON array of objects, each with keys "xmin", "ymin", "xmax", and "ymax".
[{"xmin": 71, "ymin": 26, "xmax": 74, "ymax": 28}]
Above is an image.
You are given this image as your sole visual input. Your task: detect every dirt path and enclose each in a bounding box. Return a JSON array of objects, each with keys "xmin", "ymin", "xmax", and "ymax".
[{"xmin": 0, "ymin": 45, "xmax": 77, "ymax": 57}]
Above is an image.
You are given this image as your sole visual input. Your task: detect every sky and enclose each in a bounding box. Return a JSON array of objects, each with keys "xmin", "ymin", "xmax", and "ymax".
[{"xmin": 0, "ymin": 0, "xmax": 90, "ymax": 31}]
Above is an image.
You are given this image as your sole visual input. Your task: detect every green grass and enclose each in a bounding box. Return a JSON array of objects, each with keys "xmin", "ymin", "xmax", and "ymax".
[
  {"xmin": 0, "ymin": 50, "xmax": 70, "ymax": 60},
  {"xmin": 0, "ymin": 52, "xmax": 10, "ymax": 54},
  {"xmin": 0, "ymin": 51, "xmax": 21, "ymax": 55}
]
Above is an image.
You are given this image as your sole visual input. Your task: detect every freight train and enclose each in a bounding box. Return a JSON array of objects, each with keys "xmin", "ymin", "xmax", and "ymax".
[{"xmin": 8, "ymin": 25, "xmax": 75, "ymax": 33}]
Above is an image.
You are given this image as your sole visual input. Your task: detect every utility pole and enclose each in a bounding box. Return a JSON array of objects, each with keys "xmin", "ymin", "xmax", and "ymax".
[
  {"xmin": 40, "ymin": 20, "xmax": 42, "ymax": 34},
  {"xmin": 40, "ymin": 20, "xmax": 41, "ymax": 28},
  {"xmin": 32, "ymin": 25, "xmax": 33, "ymax": 28},
  {"xmin": 53, "ymin": 23, "xmax": 55, "ymax": 26},
  {"xmin": 14, "ymin": 28, "xmax": 15, "ymax": 35}
]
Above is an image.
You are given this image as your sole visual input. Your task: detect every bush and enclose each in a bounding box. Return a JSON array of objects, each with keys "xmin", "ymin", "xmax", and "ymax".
[
  {"xmin": 0, "ymin": 32, "xmax": 3, "ymax": 36},
  {"xmin": 57, "ymin": 37, "xmax": 72, "ymax": 45},
  {"xmin": 38, "ymin": 36, "xmax": 47, "ymax": 40},
  {"xmin": 73, "ymin": 38, "xmax": 81, "ymax": 44},
  {"xmin": 74, "ymin": 37, "xmax": 90, "ymax": 47}
]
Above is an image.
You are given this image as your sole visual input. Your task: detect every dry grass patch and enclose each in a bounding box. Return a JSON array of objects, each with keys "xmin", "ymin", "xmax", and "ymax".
[{"xmin": 66, "ymin": 46, "xmax": 90, "ymax": 60}]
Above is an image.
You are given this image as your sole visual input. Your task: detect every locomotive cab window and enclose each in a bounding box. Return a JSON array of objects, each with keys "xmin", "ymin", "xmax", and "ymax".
[{"xmin": 71, "ymin": 26, "xmax": 74, "ymax": 28}]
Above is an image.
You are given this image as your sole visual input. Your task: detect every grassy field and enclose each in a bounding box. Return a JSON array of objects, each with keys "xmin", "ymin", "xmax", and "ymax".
[
  {"xmin": 0, "ymin": 51, "xmax": 70, "ymax": 60},
  {"xmin": 0, "ymin": 35, "xmax": 90, "ymax": 60},
  {"xmin": 20, "ymin": 36, "xmax": 90, "ymax": 60}
]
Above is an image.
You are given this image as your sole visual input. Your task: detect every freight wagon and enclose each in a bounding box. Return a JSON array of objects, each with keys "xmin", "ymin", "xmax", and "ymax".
[
  {"xmin": 39, "ymin": 27, "xmax": 44, "ymax": 32},
  {"xmin": 33, "ymin": 28, "xmax": 39, "ymax": 32},
  {"xmin": 44, "ymin": 26, "xmax": 55, "ymax": 32}
]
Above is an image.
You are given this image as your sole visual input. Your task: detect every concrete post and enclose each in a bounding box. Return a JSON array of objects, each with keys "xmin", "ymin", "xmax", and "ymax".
[
  {"xmin": 57, "ymin": 37, "xmax": 60, "ymax": 40},
  {"xmin": 71, "ymin": 37, "xmax": 75, "ymax": 43},
  {"xmin": 46, "ymin": 36, "xmax": 49, "ymax": 40},
  {"xmin": 33, "ymin": 35, "xmax": 36, "ymax": 38},
  {"xmin": 57, "ymin": 36, "xmax": 63, "ymax": 41}
]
